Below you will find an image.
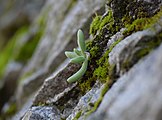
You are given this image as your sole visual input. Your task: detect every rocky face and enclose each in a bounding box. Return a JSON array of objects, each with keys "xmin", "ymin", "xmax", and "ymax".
[{"xmin": 0, "ymin": 0, "xmax": 162, "ymax": 120}]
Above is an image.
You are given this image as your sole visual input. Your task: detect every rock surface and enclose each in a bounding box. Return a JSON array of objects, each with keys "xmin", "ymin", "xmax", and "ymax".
[
  {"xmin": 15, "ymin": 0, "xmax": 107, "ymax": 109},
  {"xmin": 0, "ymin": 0, "xmax": 162, "ymax": 120},
  {"xmin": 87, "ymin": 42, "xmax": 162, "ymax": 120},
  {"xmin": 22, "ymin": 106, "xmax": 61, "ymax": 120}
]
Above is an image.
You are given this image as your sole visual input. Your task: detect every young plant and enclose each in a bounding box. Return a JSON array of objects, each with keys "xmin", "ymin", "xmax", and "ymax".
[{"xmin": 65, "ymin": 29, "xmax": 89, "ymax": 83}]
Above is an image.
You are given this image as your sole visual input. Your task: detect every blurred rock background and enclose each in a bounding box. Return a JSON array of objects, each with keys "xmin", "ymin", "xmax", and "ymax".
[{"xmin": 0, "ymin": 0, "xmax": 162, "ymax": 120}]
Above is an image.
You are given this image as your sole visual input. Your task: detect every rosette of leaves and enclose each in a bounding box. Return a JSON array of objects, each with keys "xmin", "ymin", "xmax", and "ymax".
[{"xmin": 65, "ymin": 29, "xmax": 89, "ymax": 83}]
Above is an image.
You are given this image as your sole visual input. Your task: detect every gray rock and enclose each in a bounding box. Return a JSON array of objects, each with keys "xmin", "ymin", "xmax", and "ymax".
[
  {"xmin": 16, "ymin": 69, "xmax": 48, "ymax": 107},
  {"xmin": 3, "ymin": 0, "xmax": 162, "ymax": 120},
  {"xmin": 87, "ymin": 43, "xmax": 162, "ymax": 120},
  {"xmin": 33, "ymin": 63, "xmax": 80, "ymax": 105},
  {"xmin": 107, "ymin": 28, "xmax": 125, "ymax": 48},
  {"xmin": 16, "ymin": 0, "xmax": 106, "ymax": 112},
  {"xmin": 0, "ymin": 0, "xmax": 46, "ymax": 50},
  {"xmin": 109, "ymin": 17, "xmax": 162, "ymax": 76},
  {"xmin": 11, "ymin": 96, "xmax": 34, "ymax": 120},
  {"xmin": 0, "ymin": 62, "xmax": 22, "ymax": 112},
  {"xmin": 23, "ymin": 0, "xmax": 106, "ymax": 75},
  {"xmin": 67, "ymin": 81, "xmax": 102, "ymax": 120},
  {"xmin": 22, "ymin": 106, "xmax": 61, "ymax": 120}
]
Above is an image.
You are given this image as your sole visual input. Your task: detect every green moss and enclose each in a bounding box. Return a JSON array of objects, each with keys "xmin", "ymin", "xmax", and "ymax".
[
  {"xmin": 15, "ymin": 13, "xmax": 47, "ymax": 63},
  {"xmin": 93, "ymin": 38, "xmax": 122, "ymax": 82},
  {"xmin": 72, "ymin": 111, "xmax": 82, "ymax": 120},
  {"xmin": 123, "ymin": 9, "xmax": 162, "ymax": 36},
  {"xmin": 93, "ymin": 66, "xmax": 108, "ymax": 81},
  {"xmin": 89, "ymin": 46, "xmax": 100, "ymax": 58},
  {"xmin": 79, "ymin": 77, "xmax": 96, "ymax": 94},
  {"xmin": 136, "ymin": 33, "xmax": 162, "ymax": 58},
  {"xmin": 6, "ymin": 103, "xmax": 17, "ymax": 115},
  {"xmin": 14, "ymin": 30, "xmax": 42, "ymax": 63},
  {"xmin": 121, "ymin": 32, "xmax": 162, "ymax": 73},
  {"xmin": 0, "ymin": 103, "xmax": 17, "ymax": 119},
  {"xmin": 79, "ymin": 37, "xmax": 122, "ymax": 94},
  {"xmin": 89, "ymin": 16, "xmax": 102, "ymax": 36},
  {"xmin": 89, "ymin": 10, "xmax": 114, "ymax": 36},
  {"xmin": 0, "ymin": 26, "xmax": 29, "ymax": 78},
  {"xmin": 100, "ymin": 10, "xmax": 114, "ymax": 30},
  {"xmin": 85, "ymin": 82, "xmax": 110, "ymax": 117},
  {"xmin": 123, "ymin": 18, "xmax": 150, "ymax": 36}
]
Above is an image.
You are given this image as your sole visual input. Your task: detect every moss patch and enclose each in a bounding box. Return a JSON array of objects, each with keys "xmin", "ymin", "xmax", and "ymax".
[
  {"xmin": 79, "ymin": 37, "xmax": 122, "ymax": 94},
  {"xmin": 89, "ymin": 9, "xmax": 114, "ymax": 36},
  {"xmin": 0, "ymin": 26, "xmax": 29, "ymax": 78},
  {"xmin": 14, "ymin": 30, "xmax": 42, "ymax": 63},
  {"xmin": 89, "ymin": 16, "xmax": 101, "ymax": 36},
  {"xmin": 72, "ymin": 111, "xmax": 82, "ymax": 120},
  {"xmin": 123, "ymin": 9, "xmax": 162, "ymax": 36},
  {"xmin": 93, "ymin": 38, "xmax": 122, "ymax": 82},
  {"xmin": 85, "ymin": 81, "xmax": 111, "ymax": 117},
  {"xmin": 0, "ymin": 103, "xmax": 17, "ymax": 120}
]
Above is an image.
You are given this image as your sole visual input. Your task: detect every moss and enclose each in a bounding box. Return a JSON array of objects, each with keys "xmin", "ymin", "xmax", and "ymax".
[
  {"xmin": 85, "ymin": 82, "xmax": 110, "ymax": 117},
  {"xmin": 0, "ymin": 103, "xmax": 17, "ymax": 119},
  {"xmin": 93, "ymin": 38, "xmax": 122, "ymax": 82},
  {"xmin": 5, "ymin": 103, "xmax": 17, "ymax": 116},
  {"xmin": 93, "ymin": 66, "xmax": 108, "ymax": 82},
  {"xmin": 79, "ymin": 37, "xmax": 122, "ymax": 94},
  {"xmin": 123, "ymin": 18, "xmax": 151, "ymax": 36},
  {"xmin": 37, "ymin": 102, "xmax": 47, "ymax": 106},
  {"xmin": 136, "ymin": 33, "xmax": 162, "ymax": 58},
  {"xmin": 72, "ymin": 111, "xmax": 82, "ymax": 120},
  {"xmin": 99, "ymin": 10, "xmax": 114, "ymax": 30},
  {"xmin": 14, "ymin": 30, "xmax": 42, "ymax": 63},
  {"xmin": 120, "ymin": 32, "xmax": 162, "ymax": 74},
  {"xmin": 0, "ymin": 26, "xmax": 29, "ymax": 78},
  {"xmin": 79, "ymin": 77, "xmax": 96, "ymax": 95},
  {"xmin": 89, "ymin": 46, "xmax": 100, "ymax": 58},
  {"xmin": 89, "ymin": 10, "xmax": 114, "ymax": 36},
  {"xmin": 123, "ymin": 9, "xmax": 162, "ymax": 36},
  {"xmin": 15, "ymin": 13, "xmax": 47, "ymax": 63},
  {"xmin": 89, "ymin": 16, "xmax": 102, "ymax": 36}
]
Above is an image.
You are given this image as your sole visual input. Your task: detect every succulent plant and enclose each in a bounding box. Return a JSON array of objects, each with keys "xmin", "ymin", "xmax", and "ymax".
[{"xmin": 65, "ymin": 29, "xmax": 89, "ymax": 83}]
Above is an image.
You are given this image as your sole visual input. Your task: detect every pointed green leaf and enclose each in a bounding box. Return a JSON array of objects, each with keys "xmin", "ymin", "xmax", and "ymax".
[
  {"xmin": 70, "ymin": 56, "xmax": 85, "ymax": 63},
  {"xmin": 73, "ymin": 48, "xmax": 82, "ymax": 56},
  {"xmin": 67, "ymin": 58, "xmax": 88, "ymax": 83},
  {"xmin": 77, "ymin": 29, "xmax": 86, "ymax": 54},
  {"xmin": 65, "ymin": 51, "xmax": 78, "ymax": 59}
]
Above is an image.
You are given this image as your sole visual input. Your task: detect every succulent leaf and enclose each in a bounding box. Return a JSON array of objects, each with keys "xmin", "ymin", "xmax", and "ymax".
[
  {"xmin": 67, "ymin": 58, "xmax": 88, "ymax": 83},
  {"xmin": 65, "ymin": 51, "xmax": 78, "ymax": 58},
  {"xmin": 77, "ymin": 29, "xmax": 86, "ymax": 54},
  {"xmin": 70, "ymin": 56, "xmax": 85, "ymax": 63},
  {"xmin": 65, "ymin": 29, "xmax": 89, "ymax": 83},
  {"xmin": 73, "ymin": 48, "xmax": 82, "ymax": 56}
]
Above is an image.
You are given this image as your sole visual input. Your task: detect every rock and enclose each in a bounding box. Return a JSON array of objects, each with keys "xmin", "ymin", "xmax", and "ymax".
[
  {"xmin": 67, "ymin": 81, "xmax": 102, "ymax": 120},
  {"xmin": 15, "ymin": 0, "xmax": 106, "ymax": 111},
  {"xmin": 109, "ymin": 17, "xmax": 162, "ymax": 76},
  {"xmin": 0, "ymin": 0, "xmax": 46, "ymax": 50},
  {"xmin": 87, "ymin": 43, "xmax": 162, "ymax": 120},
  {"xmin": 31, "ymin": 63, "xmax": 80, "ymax": 105},
  {"xmin": 23, "ymin": 0, "xmax": 106, "ymax": 75},
  {"xmin": 22, "ymin": 106, "xmax": 61, "ymax": 120},
  {"xmin": 106, "ymin": 28, "xmax": 125, "ymax": 49},
  {"xmin": 0, "ymin": 62, "xmax": 22, "ymax": 112},
  {"xmin": 1, "ymin": 0, "xmax": 162, "ymax": 119}
]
